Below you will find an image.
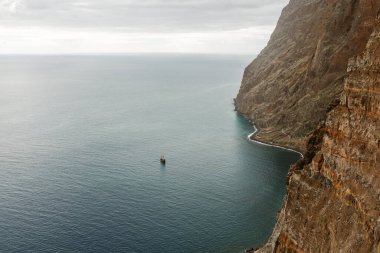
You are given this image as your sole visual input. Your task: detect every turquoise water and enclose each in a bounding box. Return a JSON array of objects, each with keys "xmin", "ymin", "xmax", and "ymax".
[{"xmin": 0, "ymin": 55, "xmax": 300, "ymax": 252}]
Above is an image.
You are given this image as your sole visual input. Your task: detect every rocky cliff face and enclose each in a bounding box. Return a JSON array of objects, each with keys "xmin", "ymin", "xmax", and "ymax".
[
  {"xmin": 235, "ymin": 0, "xmax": 380, "ymax": 152},
  {"xmin": 250, "ymin": 7, "xmax": 380, "ymax": 253}
]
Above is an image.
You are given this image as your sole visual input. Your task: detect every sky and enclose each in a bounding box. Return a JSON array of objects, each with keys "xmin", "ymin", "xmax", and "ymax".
[{"xmin": 0, "ymin": 0, "xmax": 288, "ymax": 54}]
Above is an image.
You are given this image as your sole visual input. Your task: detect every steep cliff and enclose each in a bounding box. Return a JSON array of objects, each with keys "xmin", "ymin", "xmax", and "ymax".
[
  {"xmin": 235, "ymin": 0, "xmax": 380, "ymax": 152},
  {"xmin": 252, "ymin": 9, "xmax": 380, "ymax": 253}
]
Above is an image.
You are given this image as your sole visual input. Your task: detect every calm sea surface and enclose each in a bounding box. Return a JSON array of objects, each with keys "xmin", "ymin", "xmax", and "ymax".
[{"xmin": 0, "ymin": 55, "xmax": 300, "ymax": 252}]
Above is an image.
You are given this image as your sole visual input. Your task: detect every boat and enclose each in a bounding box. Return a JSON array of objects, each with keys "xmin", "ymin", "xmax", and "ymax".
[{"xmin": 160, "ymin": 155, "xmax": 166, "ymax": 165}]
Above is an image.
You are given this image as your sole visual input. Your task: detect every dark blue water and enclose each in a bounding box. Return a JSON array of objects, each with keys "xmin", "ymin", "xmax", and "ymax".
[{"xmin": 0, "ymin": 54, "xmax": 300, "ymax": 253}]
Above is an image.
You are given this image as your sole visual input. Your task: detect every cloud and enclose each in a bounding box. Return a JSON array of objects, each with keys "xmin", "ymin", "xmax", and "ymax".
[
  {"xmin": 0, "ymin": 0, "xmax": 288, "ymax": 53},
  {"xmin": 0, "ymin": 0, "xmax": 25, "ymax": 13},
  {"xmin": 0, "ymin": 0, "xmax": 287, "ymax": 31},
  {"xmin": 0, "ymin": 25, "xmax": 275, "ymax": 54}
]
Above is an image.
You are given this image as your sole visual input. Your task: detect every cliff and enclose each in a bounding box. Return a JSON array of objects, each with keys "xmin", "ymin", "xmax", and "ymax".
[
  {"xmin": 243, "ymin": 3, "xmax": 380, "ymax": 253},
  {"xmin": 236, "ymin": 0, "xmax": 380, "ymax": 252},
  {"xmin": 235, "ymin": 0, "xmax": 380, "ymax": 152}
]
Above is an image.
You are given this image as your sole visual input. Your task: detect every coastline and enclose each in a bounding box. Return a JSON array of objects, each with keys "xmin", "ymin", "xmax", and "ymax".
[
  {"xmin": 243, "ymin": 122, "xmax": 304, "ymax": 253},
  {"xmin": 235, "ymin": 109, "xmax": 304, "ymax": 158},
  {"xmin": 247, "ymin": 128, "xmax": 304, "ymax": 158}
]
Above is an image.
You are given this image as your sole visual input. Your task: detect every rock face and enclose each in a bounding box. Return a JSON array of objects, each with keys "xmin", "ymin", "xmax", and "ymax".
[
  {"xmin": 235, "ymin": 0, "xmax": 380, "ymax": 152},
  {"xmin": 252, "ymin": 9, "xmax": 380, "ymax": 253}
]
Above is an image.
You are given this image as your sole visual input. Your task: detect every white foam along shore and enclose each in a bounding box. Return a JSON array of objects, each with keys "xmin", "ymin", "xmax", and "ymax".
[{"xmin": 247, "ymin": 128, "xmax": 304, "ymax": 158}]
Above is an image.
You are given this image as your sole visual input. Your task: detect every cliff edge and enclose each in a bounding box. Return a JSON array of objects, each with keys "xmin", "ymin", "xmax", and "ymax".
[
  {"xmin": 237, "ymin": 0, "xmax": 380, "ymax": 252},
  {"xmin": 235, "ymin": 0, "xmax": 379, "ymax": 152},
  {"xmin": 253, "ymin": 12, "xmax": 380, "ymax": 252}
]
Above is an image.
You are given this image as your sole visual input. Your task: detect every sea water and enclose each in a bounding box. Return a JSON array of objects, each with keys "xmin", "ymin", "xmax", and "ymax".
[{"xmin": 0, "ymin": 54, "xmax": 300, "ymax": 252}]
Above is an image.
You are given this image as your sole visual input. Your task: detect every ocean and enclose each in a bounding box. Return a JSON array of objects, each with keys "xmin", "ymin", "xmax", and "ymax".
[{"xmin": 0, "ymin": 54, "xmax": 300, "ymax": 252}]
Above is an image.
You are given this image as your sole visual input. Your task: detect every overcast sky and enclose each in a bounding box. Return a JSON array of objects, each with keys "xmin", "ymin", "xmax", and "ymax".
[{"xmin": 0, "ymin": 0, "xmax": 288, "ymax": 54}]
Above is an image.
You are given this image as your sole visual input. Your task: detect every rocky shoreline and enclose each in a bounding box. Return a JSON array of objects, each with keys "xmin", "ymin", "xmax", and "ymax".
[{"xmin": 248, "ymin": 131, "xmax": 304, "ymax": 158}]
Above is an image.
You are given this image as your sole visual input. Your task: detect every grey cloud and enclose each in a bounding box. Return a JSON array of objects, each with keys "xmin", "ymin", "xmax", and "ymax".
[{"xmin": 0, "ymin": 0, "xmax": 288, "ymax": 31}]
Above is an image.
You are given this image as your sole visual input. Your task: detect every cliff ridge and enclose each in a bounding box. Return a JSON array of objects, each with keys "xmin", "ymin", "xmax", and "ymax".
[{"xmin": 235, "ymin": 0, "xmax": 379, "ymax": 152}]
